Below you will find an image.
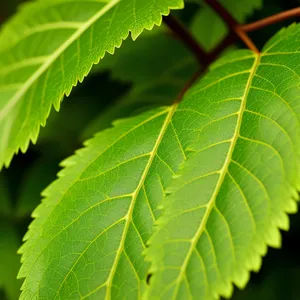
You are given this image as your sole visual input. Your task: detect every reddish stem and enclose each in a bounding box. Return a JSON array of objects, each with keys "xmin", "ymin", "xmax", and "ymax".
[
  {"xmin": 241, "ymin": 7, "xmax": 300, "ymax": 32},
  {"xmin": 204, "ymin": 0, "xmax": 238, "ymax": 28},
  {"xmin": 204, "ymin": 0, "xmax": 259, "ymax": 53},
  {"xmin": 166, "ymin": 1, "xmax": 300, "ymax": 103}
]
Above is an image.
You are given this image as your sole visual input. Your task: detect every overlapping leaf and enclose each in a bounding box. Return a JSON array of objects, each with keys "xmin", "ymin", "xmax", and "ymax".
[
  {"xmin": 146, "ymin": 23, "xmax": 300, "ymax": 299},
  {"xmin": 19, "ymin": 23, "xmax": 300, "ymax": 299},
  {"xmin": 0, "ymin": 0, "xmax": 183, "ymax": 169},
  {"xmin": 19, "ymin": 105, "xmax": 189, "ymax": 299}
]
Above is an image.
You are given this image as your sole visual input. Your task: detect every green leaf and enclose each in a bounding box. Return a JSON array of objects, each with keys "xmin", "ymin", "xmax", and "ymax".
[
  {"xmin": 19, "ymin": 23, "xmax": 300, "ymax": 300},
  {"xmin": 0, "ymin": 0, "xmax": 183, "ymax": 169},
  {"xmin": 0, "ymin": 223, "xmax": 21, "ymax": 300},
  {"xmin": 190, "ymin": 0, "xmax": 263, "ymax": 51},
  {"xmin": 145, "ymin": 23, "xmax": 300, "ymax": 299},
  {"xmin": 19, "ymin": 106, "xmax": 187, "ymax": 299},
  {"xmin": 81, "ymin": 31, "xmax": 196, "ymax": 138}
]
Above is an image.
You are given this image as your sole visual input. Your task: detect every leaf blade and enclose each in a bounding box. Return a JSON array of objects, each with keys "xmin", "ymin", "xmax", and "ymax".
[
  {"xmin": 0, "ymin": 0, "xmax": 184, "ymax": 169},
  {"xmin": 18, "ymin": 105, "xmax": 188, "ymax": 299},
  {"xmin": 19, "ymin": 21, "xmax": 300, "ymax": 300},
  {"xmin": 145, "ymin": 23, "xmax": 300, "ymax": 299}
]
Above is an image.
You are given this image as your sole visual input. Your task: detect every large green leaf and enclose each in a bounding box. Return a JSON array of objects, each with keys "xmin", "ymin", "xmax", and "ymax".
[
  {"xmin": 20, "ymin": 24, "xmax": 300, "ymax": 299},
  {"xmin": 0, "ymin": 0, "xmax": 183, "ymax": 169},
  {"xmin": 19, "ymin": 106, "xmax": 187, "ymax": 299},
  {"xmin": 145, "ymin": 23, "xmax": 300, "ymax": 299}
]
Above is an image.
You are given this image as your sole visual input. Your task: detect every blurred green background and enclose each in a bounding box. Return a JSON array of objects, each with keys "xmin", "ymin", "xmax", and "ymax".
[{"xmin": 0, "ymin": 0, "xmax": 300, "ymax": 299}]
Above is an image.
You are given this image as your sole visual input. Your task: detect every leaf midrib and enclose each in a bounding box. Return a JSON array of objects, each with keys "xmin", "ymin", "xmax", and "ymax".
[
  {"xmin": 171, "ymin": 54, "xmax": 260, "ymax": 299},
  {"xmin": 0, "ymin": 0, "xmax": 120, "ymax": 122},
  {"xmin": 19, "ymin": 109, "xmax": 170, "ymax": 280},
  {"xmin": 102, "ymin": 104, "xmax": 178, "ymax": 300}
]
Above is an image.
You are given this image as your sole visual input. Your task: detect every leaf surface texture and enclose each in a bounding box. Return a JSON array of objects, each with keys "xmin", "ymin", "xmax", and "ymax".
[
  {"xmin": 19, "ymin": 23, "xmax": 300, "ymax": 300},
  {"xmin": 0, "ymin": 0, "xmax": 183, "ymax": 169},
  {"xmin": 146, "ymin": 23, "xmax": 300, "ymax": 299}
]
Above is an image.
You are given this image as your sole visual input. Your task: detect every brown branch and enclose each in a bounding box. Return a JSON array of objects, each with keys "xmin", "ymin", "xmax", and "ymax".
[
  {"xmin": 204, "ymin": 0, "xmax": 238, "ymax": 28},
  {"xmin": 204, "ymin": 0, "xmax": 259, "ymax": 53},
  {"xmin": 235, "ymin": 27, "xmax": 259, "ymax": 53},
  {"xmin": 169, "ymin": 2, "xmax": 300, "ymax": 104},
  {"xmin": 241, "ymin": 7, "xmax": 300, "ymax": 32},
  {"xmin": 163, "ymin": 15, "xmax": 212, "ymax": 65}
]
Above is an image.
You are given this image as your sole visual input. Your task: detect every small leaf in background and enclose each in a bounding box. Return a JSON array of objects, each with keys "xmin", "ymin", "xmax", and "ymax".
[{"xmin": 190, "ymin": 0, "xmax": 263, "ymax": 51}]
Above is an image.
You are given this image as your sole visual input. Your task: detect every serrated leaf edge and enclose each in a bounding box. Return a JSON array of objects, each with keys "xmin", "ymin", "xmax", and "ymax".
[
  {"xmin": 0, "ymin": 0, "xmax": 184, "ymax": 170},
  {"xmin": 144, "ymin": 50, "xmax": 300, "ymax": 299}
]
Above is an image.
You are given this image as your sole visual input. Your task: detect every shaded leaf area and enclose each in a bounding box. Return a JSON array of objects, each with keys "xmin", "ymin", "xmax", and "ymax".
[
  {"xmin": 146, "ymin": 23, "xmax": 300, "ymax": 299},
  {"xmin": 40, "ymin": 71, "xmax": 130, "ymax": 153},
  {"xmin": 15, "ymin": 158, "xmax": 59, "ymax": 219},
  {"xmin": 19, "ymin": 106, "xmax": 186, "ymax": 299},
  {"xmin": 19, "ymin": 23, "xmax": 300, "ymax": 300},
  {"xmin": 0, "ymin": 176, "xmax": 21, "ymax": 300},
  {"xmin": 0, "ymin": 224, "xmax": 21, "ymax": 300},
  {"xmin": 82, "ymin": 30, "xmax": 197, "ymax": 139},
  {"xmin": 0, "ymin": 0, "xmax": 183, "ymax": 169}
]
